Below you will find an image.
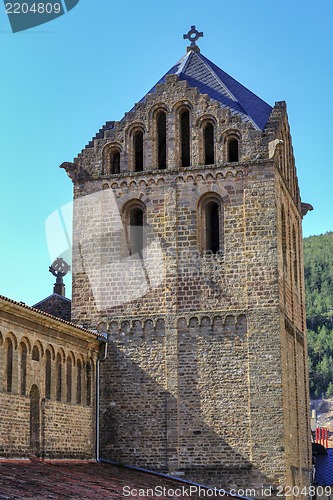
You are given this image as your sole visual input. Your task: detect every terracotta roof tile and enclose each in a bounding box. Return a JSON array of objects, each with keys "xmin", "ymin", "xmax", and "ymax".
[
  {"xmin": 0, "ymin": 295, "xmax": 106, "ymax": 341},
  {"xmin": 0, "ymin": 460, "xmax": 249, "ymax": 499}
]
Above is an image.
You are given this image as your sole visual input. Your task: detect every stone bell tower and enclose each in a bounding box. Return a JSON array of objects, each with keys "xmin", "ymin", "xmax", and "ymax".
[{"xmin": 62, "ymin": 27, "xmax": 311, "ymax": 495}]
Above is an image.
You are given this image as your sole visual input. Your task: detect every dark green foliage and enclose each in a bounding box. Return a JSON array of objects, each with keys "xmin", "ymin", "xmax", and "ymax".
[{"xmin": 304, "ymin": 232, "xmax": 333, "ymax": 397}]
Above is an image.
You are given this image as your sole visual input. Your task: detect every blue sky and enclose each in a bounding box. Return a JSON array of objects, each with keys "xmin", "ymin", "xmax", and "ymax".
[{"xmin": 0, "ymin": 0, "xmax": 332, "ymax": 305}]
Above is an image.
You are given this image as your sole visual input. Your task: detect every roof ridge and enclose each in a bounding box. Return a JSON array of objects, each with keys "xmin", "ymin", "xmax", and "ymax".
[
  {"xmin": 198, "ymin": 54, "xmax": 260, "ymax": 130},
  {"xmin": 196, "ymin": 52, "xmax": 237, "ymax": 102},
  {"xmin": 200, "ymin": 54, "xmax": 272, "ymax": 129},
  {"xmin": 0, "ymin": 294, "xmax": 103, "ymax": 339},
  {"xmin": 176, "ymin": 51, "xmax": 192, "ymax": 75},
  {"xmin": 76, "ymin": 50, "xmax": 273, "ymax": 157}
]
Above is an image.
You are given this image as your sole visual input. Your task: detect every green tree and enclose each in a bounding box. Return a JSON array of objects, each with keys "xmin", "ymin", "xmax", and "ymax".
[{"xmin": 304, "ymin": 232, "xmax": 333, "ymax": 397}]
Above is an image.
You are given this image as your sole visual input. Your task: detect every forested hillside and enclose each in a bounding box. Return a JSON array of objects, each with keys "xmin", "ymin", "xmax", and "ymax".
[{"xmin": 304, "ymin": 232, "xmax": 333, "ymax": 398}]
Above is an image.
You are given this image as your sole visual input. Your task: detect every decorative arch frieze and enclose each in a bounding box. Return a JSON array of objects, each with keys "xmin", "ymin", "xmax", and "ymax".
[
  {"xmin": 105, "ymin": 317, "xmax": 166, "ymax": 343},
  {"xmin": 176, "ymin": 313, "xmax": 247, "ymax": 339}
]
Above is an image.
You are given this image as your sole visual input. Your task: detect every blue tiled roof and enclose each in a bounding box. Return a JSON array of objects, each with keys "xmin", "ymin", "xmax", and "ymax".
[
  {"xmin": 143, "ymin": 50, "xmax": 272, "ymax": 131},
  {"xmin": 315, "ymin": 448, "xmax": 333, "ymax": 486}
]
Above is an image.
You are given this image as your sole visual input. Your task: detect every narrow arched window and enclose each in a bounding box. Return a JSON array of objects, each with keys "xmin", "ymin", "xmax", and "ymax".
[
  {"xmin": 228, "ymin": 138, "xmax": 239, "ymax": 162},
  {"xmin": 56, "ymin": 353, "xmax": 62, "ymax": 402},
  {"xmin": 45, "ymin": 350, "xmax": 51, "ymax": 400},
  {"xmin": 134, "ymin": 131, "xmax": 144, "ymax": 172},
  {"xmin": 180, "ymin": 109, "xmax": 190, "ymax": 167},
  {"xmin": 281, "ymin": 205, "xmax": 287, "ymax": 272},
  {"xmin": 198, "ymin": 194, "xmax": 223, "ymax": 255},
  {"xmin": 66, "ymin": 357, "xmax": 72, "ymax": 403},
  {"xmin": 6, "ymin": 338, "xmax": 13, "ymax": 393},
  {"xmin": 30, "ymin": 385, "xmax": 40, "ymax": 455},
  {"xmin": 77, "ymin": 360, "xmax": 82, "ymax": 404},
  {"xmin": 130, "ymin": 207, "xmax": 144, "ymax": 257},
  {"xmin": 204, "ymin": 123, "xmax": 214, "ymax": 165},
  {"xmin": 32, "ymin": 345, "xmax": 39, "ymax": 361},
  {"xmin": 103, "ymin": 145, "xmax": 121, "ymax": 175},
  {"xmin": 205, "ymin": 201, "xmax": 220, "ymax": 254},
  {"xmin": 20, "ymin": 343, "xmax": 27, "ymax": 395},
  {"xmin": 157, "ymin": 112, "xmax": 167, "ymax": 169},
  {"xmin": 111, "ymin": 150, "xmax": 120, "ymax": 174},
  {"xmin": 86, "ymin": 362, "xmax": 92, "ymax": 406},
  {"xmin": 293, "ymin": 226, "xmax": 298, "ymax": 287}
]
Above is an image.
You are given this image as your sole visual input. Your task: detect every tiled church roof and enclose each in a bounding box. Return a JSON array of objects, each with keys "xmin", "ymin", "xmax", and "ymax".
[
  {"xmin": 0, "ymin": 461, "xmax": 254, "ymax": 499},
  {"xmin": 0, "ymin": 294, "xmax": 106, "ymax": 340},
  {"xmin": 143, "ymin": 50, "xmax": 272, "ymax": 131},
  {"xmin": 315, "ymin": 448, "xmax": 333, "ymax": 486},
  {"xmin": 84, "ymin": 49, "xmax": 272, "ymax": 150}
]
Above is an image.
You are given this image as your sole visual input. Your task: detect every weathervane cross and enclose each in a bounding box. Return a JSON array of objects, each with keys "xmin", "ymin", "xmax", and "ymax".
[{"xmin": 183, "ymin": 25, "xmax": 203, "ymax": 47}]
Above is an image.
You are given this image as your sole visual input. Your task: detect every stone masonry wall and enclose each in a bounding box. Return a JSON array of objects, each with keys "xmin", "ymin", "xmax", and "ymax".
[
  {"xmin": 0, "ymin": 393, "xmax": 94, "ymax": 459},
  {"xmin": 68, "ymin": 74, "xmax": 311, "ymax": 497},
  {"xmin": 276, "ymin": 167, "xmax": 312, "ymax": 491},
  {"xmin": 78, "ymin": 162, "xmax": 293, "ymax": 492},
  {"xmin": 0, "ymin": 299, "xmax": 99, "ymax": 459}
]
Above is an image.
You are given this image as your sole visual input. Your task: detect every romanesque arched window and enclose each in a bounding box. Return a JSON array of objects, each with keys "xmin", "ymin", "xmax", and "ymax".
[
  {"xmin": 281, "ymin": 205, "xmax": 287, "ymax": 272},
  {"xmin": 228, "ymin": 137, "xmax": 239, "ymax": 162},
  {"xmin": 20, "ymin": 342, "xmax": 27, "ymax": 396},
  {"xmin": 103, "ymin": 144, "xmax": 121, "ymax": 175},
  {"xmin": 77, "ymin": 359, "xmax": 82, "ymax": 404},
  {"xmin": 198, "ymin": 194, "xmax": 223, "ymax": 255},
  {"xmin": 56, "ymin": 353, "xmax": 62, "ymax": 402},
  {"xmin": 86, "ymin": 361, "xmax": 92, "ymax": 406},
  {"xmin": 205, "ymin": 200, "xmax": 220, "ymax": 254},
  {"xmin": 32, "ymin": 345, "xmax": 40, "ymax": 361},
  {"xmin": 157, "ymin": 111, "xmax": 167, "ymax": 170},
  {"xmin": 133, "ymin": 130, "xmax": 144, "ymax": 172},
  {"xmin": 123, "ymin": 200, "xmax": 146, "ymax": 259},
  {"xmin": 130, "ymin": 207, "xmax": 144, "ymax": 257},
  {"xmin": 66, "ymin": 356, "xmax": 72, "ymax": 403},
  {"xmin": 110, "ymin": 150, "xmax": 120, "ymax": 174},
  {"xmin": 204, "ymin": 122, "xmax": 214, "ymax": 165},
  {"xmin": 180, "ymin": 109, "xmax": 190, "ymax": 167},
  {"xmin": 293, "ymin": 225, "xmax": 298, "ymax": 287},
  {"xmin": 45, "ymin": 350, "xmax": 52, "ymax": 400},
  {"xmin": 5, "ymin": 338, "xmax": 13, "ymax": 393},
  {"xmin": 29, "ymin": 385, "xmax": 40, "ymax": 455}
]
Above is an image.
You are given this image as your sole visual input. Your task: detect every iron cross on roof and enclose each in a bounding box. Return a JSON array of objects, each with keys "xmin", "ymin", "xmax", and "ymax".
[{"xmin": 183, "ymin": 26, "xmax": 203, "ymax": 52}]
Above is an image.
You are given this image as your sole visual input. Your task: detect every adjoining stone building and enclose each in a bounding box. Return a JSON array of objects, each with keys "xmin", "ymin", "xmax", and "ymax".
[{"xmin": 0, "ymin": 294, "xmax": 104, "ymax": 459}]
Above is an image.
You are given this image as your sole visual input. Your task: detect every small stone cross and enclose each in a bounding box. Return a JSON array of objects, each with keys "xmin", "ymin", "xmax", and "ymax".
[{"xmin": 183, "ymin": 26, "xmax": 203, "ymax": 47}]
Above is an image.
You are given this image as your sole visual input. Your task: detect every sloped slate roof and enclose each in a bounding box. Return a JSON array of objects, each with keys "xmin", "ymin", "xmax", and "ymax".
[
  {"xmin": 85, "ymin": 50, "xmax": 272, "ymax": 150},
  {"xmin": 143, "ymin": 50, "xmax": 272, "ymax": 130},
  {"xmin": 33, "ymin": 293, "xmax": 71, "ymax": 322},
  {"xmin": 315, "ymin": 448, "xmax": 333, "ymax": 486}
]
